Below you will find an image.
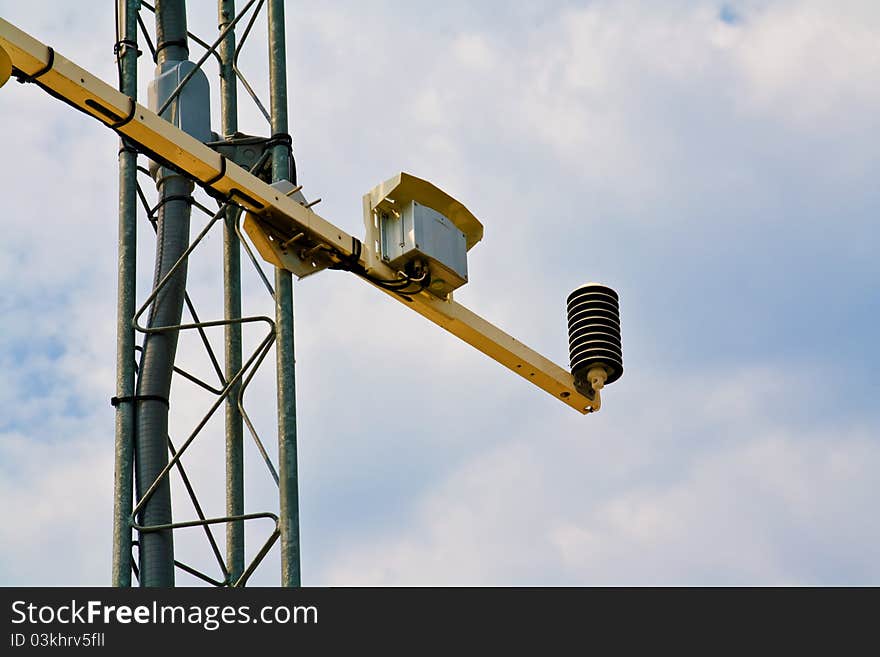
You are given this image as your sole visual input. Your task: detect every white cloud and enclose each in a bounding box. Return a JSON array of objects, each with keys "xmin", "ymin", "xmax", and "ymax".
[
  {"xmin": 0, "ymin": 428, "xmax": 112, "ymax": 585},
  {"xmin": 723, "ymin": 1, "xmax": 880, "ymax": 124},
  {"xmin": 320, "ymin": 367, "xmax": 880, "ymax": 585}
]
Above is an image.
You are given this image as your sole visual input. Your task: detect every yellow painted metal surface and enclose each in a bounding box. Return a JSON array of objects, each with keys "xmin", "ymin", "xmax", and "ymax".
[
  {"xmin": 0, "ymin": 43, "xmax": 11, "ymax": 88},
  {"xmin": 370, "ymin": 283, "xmax": 598, "ymax": 414},
  {"xmin": 0, "ymin": 17, "xmax": 598, "ymax": 415},
  {"xmin": 366, "ymin": 172, "xmax": 484, "ymax": 249},
  {"xmin": 362, "ymin": 175, "xmax": 597, "ymax": 414},
  {"xmin": 0, "ymin": 18, "xmax": 358, "ymax": 261}
]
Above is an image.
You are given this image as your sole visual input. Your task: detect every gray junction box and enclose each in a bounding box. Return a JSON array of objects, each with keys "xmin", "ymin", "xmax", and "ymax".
[
  {"xmin": 380, "ymin": 201, "xmax": 469, "ymax": 297},
  {"xmin": 148, "ymin": 60, "xmax": 212, "ymax": 143}
]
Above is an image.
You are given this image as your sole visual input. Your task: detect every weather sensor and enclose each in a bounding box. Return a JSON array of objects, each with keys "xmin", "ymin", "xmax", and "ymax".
[{"xmin": 0, "ymin": 21, "xmax": 625, "ymax": 414}]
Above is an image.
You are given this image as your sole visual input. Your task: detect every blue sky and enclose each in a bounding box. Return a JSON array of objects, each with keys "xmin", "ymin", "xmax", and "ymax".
[{"xmin": 0, "ymin": 0, "xmax": 878, "ymax": 585}]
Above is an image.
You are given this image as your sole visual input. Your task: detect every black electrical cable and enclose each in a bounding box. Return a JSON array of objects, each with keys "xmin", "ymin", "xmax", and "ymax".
[
  {"xmin": 266, "ymin": 132, "xmax": 292, "ymax": 147},
  {"xmin": 202, "ymin": 155, "xmax": 227, "ymax": 186},
  {"xmin": 112, "ymin": 0, "xmax": 140, "ymax": 90},
  {"xmin": 150, "ymin": 194, "xmax": 194, "ymax": 215},
  {"xmin": 353, "ymin": 268, "xmax": 428, "ymax": 294},
  {"xmin": 24, "ymin": 48, "xmax": 54, "ymax": 81},
  {"xmin": 328, "ymin": 236, "xmax": 429, "ymax": 296},
  {"xmin": 108, "ymin": 96, "xmax": 137, "ymax": 129}
]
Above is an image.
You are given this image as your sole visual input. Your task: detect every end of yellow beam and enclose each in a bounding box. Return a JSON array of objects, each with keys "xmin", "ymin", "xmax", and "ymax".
[{"xmin": 0, "ymin": 44, "xmax": 11, "ymax": 88}]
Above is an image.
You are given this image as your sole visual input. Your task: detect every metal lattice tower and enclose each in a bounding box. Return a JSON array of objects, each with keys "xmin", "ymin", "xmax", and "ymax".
[
  {"xmin": 111, "ymin": 0, "xmax": 300, "ymax": 587},
  {"xmin": 0, "ymin": 0, "xmax": 622, "ymax": 589}
]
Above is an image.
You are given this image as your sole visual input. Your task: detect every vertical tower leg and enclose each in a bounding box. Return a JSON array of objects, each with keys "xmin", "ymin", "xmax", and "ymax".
[
  {"xmin": 267, "ymin": 0, "xmax": 301, "ymax": 587},
  {"xmin": 111, "ymin": 0, "xmax": 140, "ymax": 588},
  {"xmin": 218, "ymin": 0, "xmax": 245, "ymax": 587}
]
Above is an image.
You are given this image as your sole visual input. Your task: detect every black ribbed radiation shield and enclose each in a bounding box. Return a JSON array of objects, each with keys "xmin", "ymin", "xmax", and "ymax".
[{"xmin": 566, "ymin": 284, "xmax": 623, "ymax": 385}]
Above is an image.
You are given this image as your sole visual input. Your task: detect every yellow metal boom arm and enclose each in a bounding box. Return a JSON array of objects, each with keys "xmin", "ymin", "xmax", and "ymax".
[{"xmin": 0, "ymin": 18, "xmax": 598, "ymax": 414}]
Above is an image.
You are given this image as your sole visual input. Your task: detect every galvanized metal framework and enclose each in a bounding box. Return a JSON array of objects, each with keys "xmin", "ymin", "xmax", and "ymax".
[
  {"xmin": 0, "ymin": 1, "xmax": 615, "ymax": 587},
  {"xmin": 112, "ymin": 0, "xmax": 140, "ymax": 588},
  {"xmin": 110, "ymin": 0, "xmax": 298, "ymax": 586},
  {"xmin": 218, "ymin": 0, "xmax": 245, "ymax": 588}
]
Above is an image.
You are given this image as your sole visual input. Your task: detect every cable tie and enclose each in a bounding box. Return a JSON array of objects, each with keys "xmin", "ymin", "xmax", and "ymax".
[
  {"xmin": 266, "ymin": 132, "xmax": 292, "ymax": 148},
  {"xmin": 155, "ymin": 39, "xmax": 188, "ymax": 56},
  {"xmin": 113, "ymin": 39, "xmax": 142, "ymax": 58},
  {"xmin": 150, "ymin": 194, "xmax": 195, "ymax": 215},
  {"xmin": 118, "ymin": 140, "xmax": 139, "ymax": 157},
  {"xmin": 111, "ymin": 394, "xmax": 169, "ymax": 408}
]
